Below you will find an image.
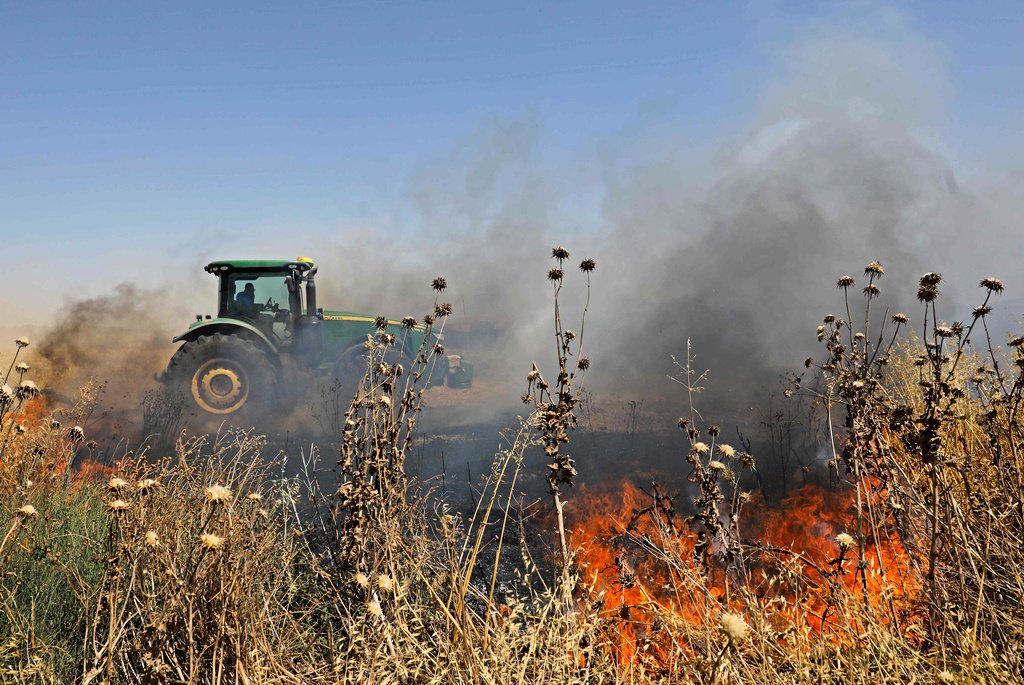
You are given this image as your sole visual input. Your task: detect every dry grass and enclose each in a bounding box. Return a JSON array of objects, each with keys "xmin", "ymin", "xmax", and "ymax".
[{"xmin": 1, "ymin": 258, "xmax": 1022, "ymax": 683}]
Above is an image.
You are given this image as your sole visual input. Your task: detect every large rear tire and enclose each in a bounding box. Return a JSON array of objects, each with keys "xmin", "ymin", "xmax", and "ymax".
[{"xmin": 163, "ymin": 333, "xmax": 276, "ymax": 426}]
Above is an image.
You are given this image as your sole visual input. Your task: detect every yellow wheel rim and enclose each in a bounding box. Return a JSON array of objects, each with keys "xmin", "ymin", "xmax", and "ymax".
[{"xmin": 191, "ymin": 358, "xmax": 250, "ymax": 414}]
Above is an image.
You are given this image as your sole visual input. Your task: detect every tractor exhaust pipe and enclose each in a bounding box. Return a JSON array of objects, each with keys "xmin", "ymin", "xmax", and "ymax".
[{"xmin": 305, "ymin": 265, "xmax": 318, "ymax": 317}]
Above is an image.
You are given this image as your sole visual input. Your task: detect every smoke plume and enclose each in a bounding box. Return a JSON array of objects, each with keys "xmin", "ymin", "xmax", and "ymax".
[
  {"xmin": 30, "ymin": 9, "xmax": 1024, "ymax": 447},
  {"xmin": 35, "ymin": 284, "xmax": 182, "ymax": 416}
]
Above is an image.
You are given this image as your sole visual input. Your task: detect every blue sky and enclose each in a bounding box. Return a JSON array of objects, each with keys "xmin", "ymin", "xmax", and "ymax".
[{"xmin": 2, "ymin": 1, "xmax": 1023, "ymax": 326}]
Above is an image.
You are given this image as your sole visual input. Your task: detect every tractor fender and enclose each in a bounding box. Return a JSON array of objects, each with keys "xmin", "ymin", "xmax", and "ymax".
[{"xmin": 171, "ymin": 320, "xmax": 279, "ymax": 364}]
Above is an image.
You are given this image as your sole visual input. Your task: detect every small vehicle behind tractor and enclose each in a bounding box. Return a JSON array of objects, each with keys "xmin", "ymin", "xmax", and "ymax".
[{"xmin": 160, "ymin": 257, "xmax": 471, "ymax": 419}]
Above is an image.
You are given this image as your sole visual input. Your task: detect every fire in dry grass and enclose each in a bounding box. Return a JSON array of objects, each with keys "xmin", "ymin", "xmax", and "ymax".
[{"xmin": 570, "ymin": 479, "xmax": 923, "ymax": 666}]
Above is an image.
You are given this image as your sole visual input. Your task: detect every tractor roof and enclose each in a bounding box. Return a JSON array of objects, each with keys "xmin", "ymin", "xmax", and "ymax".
[{"xmin": 204, "ymin": 258, "xmax": 315, "ymax": 274}]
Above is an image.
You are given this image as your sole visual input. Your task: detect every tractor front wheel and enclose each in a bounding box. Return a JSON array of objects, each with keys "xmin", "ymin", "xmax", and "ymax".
[{"xmin": 164, "ymin": 333, "xmax": 276, "ymax": 422}]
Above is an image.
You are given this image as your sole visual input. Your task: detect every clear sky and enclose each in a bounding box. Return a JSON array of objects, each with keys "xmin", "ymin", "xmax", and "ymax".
[{"xmin": 2, "ymin": 1, "xmax": 1023, "ymax": 326}]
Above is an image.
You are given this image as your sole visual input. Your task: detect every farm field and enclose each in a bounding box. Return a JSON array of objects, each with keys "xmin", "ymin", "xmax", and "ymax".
[{"xmin": 2, "ymin": 258, "xmax": 1022, "ymax": 683}]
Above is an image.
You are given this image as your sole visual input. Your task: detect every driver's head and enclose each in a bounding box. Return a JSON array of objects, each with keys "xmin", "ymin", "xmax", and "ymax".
[{"xmin": 243, "ymin": 283, "xmax": 255, "ymax": 294}]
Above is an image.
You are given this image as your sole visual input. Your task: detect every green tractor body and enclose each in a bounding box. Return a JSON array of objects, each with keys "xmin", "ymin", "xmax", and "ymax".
[{"xmin": 162, "ymin": 258, "xmax": 471, "ymax": 417}]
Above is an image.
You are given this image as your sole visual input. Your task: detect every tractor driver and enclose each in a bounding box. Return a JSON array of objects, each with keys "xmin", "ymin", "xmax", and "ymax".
[{"xmin": 234, "ymin": 282, "xmax": 257, "ymax": 316}]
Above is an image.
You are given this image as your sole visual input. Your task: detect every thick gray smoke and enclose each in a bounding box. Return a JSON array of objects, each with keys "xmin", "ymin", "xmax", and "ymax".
[
  {"xmin": 34, "ymin": 13, "xmax": 1024, "ymax": 438},
  {"xmin": 315, "ymin": 19, "xmax": 1024, "ymax": 425}
]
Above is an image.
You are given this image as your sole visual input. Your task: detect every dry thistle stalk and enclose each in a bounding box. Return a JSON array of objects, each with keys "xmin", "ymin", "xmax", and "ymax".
[
  {"xmin": 332, "ymin": 276, "xmax": 453, "ymax": 569},
  {"xmin": 523, "ymin": 247, "xmax": 595, "ymax": 576}
]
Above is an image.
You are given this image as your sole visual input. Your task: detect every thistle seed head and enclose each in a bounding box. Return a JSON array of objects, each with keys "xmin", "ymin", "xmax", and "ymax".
[
  {"xmin": 719, "ymin": 612, "xmax": 749, "ymax": 642},
  {"xmin": 0, "ymin": 385, "xmax": 13, "ymax": 403},
  {"xmin": 836, "ymin": 532, "xmax": 855, "ymax": 549},
  {"xmin": 204, "ymin": 484, "xmax": 232, "ymax": 503},
  {"xmin": 1009, "ymin": 335, "xmax": 1024, "ymax": 348},
  {"xmin": 579, "ymin": 258, "xmax": 596, "ymax": 272},
  {"xmin": 431, "ymin": 276, "xmax": 448, "ymax": 292},
  {"xmin": 864, "ymin": 261, "xmax": 884, "ymax": 276},
  {"xmin": 577, "ymin": 357, "xmax": 590, "ymax": 371},
  {"xmin": 16, "ymin": 504, "xmax": 37, "ymax": 518},
  {"xmin": 836, "ymin": 275, "xmax": 855, "ymax": 288},
  {"xmin": 980, "ymin": 277, "xmax": 1004, "ymax": 293},
  {"xmin": 200, "ymin": 533, "xmax": 225, "ymax": 549},
  {"xmin": 547, "ymin": 268, "xmax": 564, "ymax": 282},
  {"xmin": 14, "ymin": 362, "xmax": 29, "ymax": 373},
  {"xmin": 718, "ymin": 444, "xmax": 736, "ymax": 458},
  {"xmin": 863, "ymin": 283, "xmax": 880, "ymax": 297},
  {"xmin": 108, "ymin": 499, "xmax": 129, "ymax": 511},
  {"xmin": 16, "ymin": 380, "xmax": 39, "ymax": 400},
  {"xmin": 374, "ymin": 316, "xmax": 388, "ymax": 331},
  {"xmin": 920, "ymin": 272, "xmax": 943, "ymax": 287},
  {"xmin": 917, "ymin": 284, "xmax": 938, "ymax": 303},
  {"xmin": 401, "ymin": 316, "xmax": 417, "ymax": 328},
  {"xmin": 973, "ymin": 305, "xmax": 992, "ymax": 318},
  {"xmin": 551, "ymin": 246, "xmax": 570, "ymax": 261},
  {"xmin": 434, "ymin": 303, "xmax": 453, "ymax": 317},
  {"xmin": 14, "ymin": 338, "xmax": 29, "ymax": 349},
  {"xmin": 892, "ymin": 313, "xmax": 908, "ymax": 324},
  {"xmin": 108, "ymin": 477, "xmax": 129, "ymax": 489},
  {"xmin": 145, "ymin": 531, "xmax": 160, "ymax": 547}
]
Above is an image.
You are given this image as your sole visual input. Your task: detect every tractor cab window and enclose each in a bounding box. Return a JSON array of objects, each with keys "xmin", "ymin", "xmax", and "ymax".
[{"xmin": 222, "ymin": 271, "xmax": 302, "ymax": 339}]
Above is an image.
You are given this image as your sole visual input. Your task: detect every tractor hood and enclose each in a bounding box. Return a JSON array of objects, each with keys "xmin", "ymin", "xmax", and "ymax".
[{"xmin": 320, "ymin": 310, "xmax": 427, "ymax": 332}]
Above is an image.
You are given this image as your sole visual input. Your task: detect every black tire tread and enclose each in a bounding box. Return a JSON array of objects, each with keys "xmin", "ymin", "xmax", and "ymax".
[{"xmin": 163, "ymin": 333, "xmax": 276, "ymax": 420}]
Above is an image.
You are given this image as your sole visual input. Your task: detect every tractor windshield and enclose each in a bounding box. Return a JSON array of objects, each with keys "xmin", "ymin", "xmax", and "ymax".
[{"xmin": 220, "ymin": 271, "xmax": 302, "ymax": 338}]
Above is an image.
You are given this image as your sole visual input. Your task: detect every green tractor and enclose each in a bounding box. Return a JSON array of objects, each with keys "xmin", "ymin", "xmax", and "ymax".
[{"xmin": 160, "ymin": 258, "xmax": 471, "ymax": 419}]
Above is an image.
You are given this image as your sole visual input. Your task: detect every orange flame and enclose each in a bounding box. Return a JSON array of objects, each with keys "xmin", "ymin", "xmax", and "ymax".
[
  {"xmin": 3, "ymin": 395, "xmax": 114, "ymax": 487},
  {"xmin": 570, "ymin": 479, "xmax": 922, "ymax": 667}
]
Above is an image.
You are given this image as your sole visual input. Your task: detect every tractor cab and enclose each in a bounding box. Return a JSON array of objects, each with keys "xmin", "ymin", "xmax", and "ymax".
[{"xmin": 204, "ymin": 259, "xmax": 320, "ymax": 344}]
